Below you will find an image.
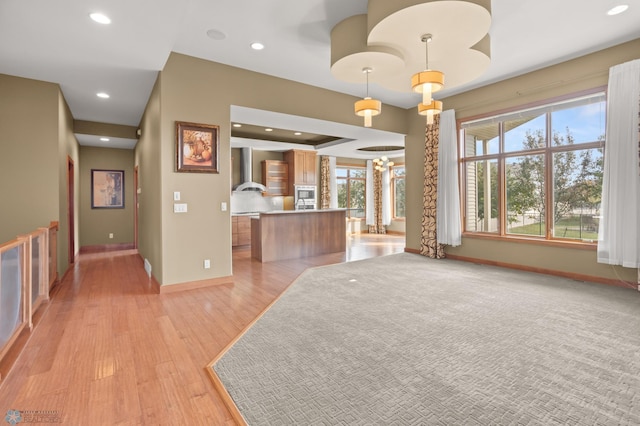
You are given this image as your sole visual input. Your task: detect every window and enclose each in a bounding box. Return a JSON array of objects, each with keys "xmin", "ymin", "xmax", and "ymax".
[
  {"xmin": 461, "ymin": 91, "xmax": 605, "ymax": 242},
  {"xmin": 337, "ymin": 166, "xmax": 366, "ymax": 218},
  {"xmin": 391, "ymin": 165, "xmax": 405, "ymax": 218}
]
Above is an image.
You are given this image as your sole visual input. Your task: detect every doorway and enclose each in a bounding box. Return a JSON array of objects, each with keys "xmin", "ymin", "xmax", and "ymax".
[
  {"xmin": 67, "ymin": 156, "xmax": 75, "ymax": 263},
  {"xmin": 134, "ymin": 165, "xmax": 139, "ymax": 249}
]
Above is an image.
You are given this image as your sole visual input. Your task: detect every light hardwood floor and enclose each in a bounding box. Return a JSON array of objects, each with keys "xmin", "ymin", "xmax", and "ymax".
[{"xmin": 0, "ymin": 233, "xmax": 404, "ymax": 425}]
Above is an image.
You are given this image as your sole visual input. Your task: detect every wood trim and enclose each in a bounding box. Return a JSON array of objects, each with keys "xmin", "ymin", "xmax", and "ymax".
[
  {"xmin": 134, "ymin": 165, "xmax": 139, "ymax": 250},
  {"xmin": 404, "ymin": 247, "xmax": 420, "ymax": 254},
  {"xmin": 445, "ymin": 253, "xmax": 635, "ymax": 289},
  {"xmin": 206, "ymin": 270, "xmax": 305, "ymax": 426},
  {"xmin": 79, "ymin": 243, "xmax": 136, "ymax": 254},
  {"xmin": 0, "ymin": 298, "xmax": 51, "ymax": 382},
  {"xmin": 460, "ymin": 232, "xmax": 597, "ymax": 250},
  {"xmin": 67, "ymin": 156, "xmax": 75, "ymax": 264},
  {"xmin": 158, "ymin": 275, "xmax": 234, "ymax": 295},
  {"xmin": 205, "ymin": 368, "xmax": 248, "ymax": 426}
]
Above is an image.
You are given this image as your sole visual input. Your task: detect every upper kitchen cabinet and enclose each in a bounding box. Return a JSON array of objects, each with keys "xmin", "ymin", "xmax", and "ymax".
[
  {"xmin": 262, "ymin": 160, "xmax": 289, "ymax": 196},
  {"xmin": 284, "ymin": 150, "xmax": 317, "ymax": 192}
]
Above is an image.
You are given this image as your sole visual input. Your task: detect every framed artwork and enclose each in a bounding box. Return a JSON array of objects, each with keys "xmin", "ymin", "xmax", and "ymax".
[
  {"xmin": 91, "ymin": 169, "xmax": 124, "ymax": 209},
  {"xmin": 176, "ymin": 121, "xmax": 220, "ymax": 173}
]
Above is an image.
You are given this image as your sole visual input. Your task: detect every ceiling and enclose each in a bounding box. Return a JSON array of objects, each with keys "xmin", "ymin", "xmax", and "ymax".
[{"xmin": 1, "ymin": 0, "xmax": 638, "ymax": 157}]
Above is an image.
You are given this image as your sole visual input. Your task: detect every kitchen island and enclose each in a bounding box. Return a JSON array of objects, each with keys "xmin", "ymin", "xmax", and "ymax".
[{"xmin": 251, "ymin": 209, "xmax": 347, "ymax": 262}]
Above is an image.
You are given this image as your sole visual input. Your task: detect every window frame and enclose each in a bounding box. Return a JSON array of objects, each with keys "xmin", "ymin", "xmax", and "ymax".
[
  {"xmin": 336, "ymin": 164, "xmax": 366, "ymax": 219},
  {"xmin": 390, "ymin": 164, "xmax": 406, "ymax": 220},
  {"xmin": 458, "ymin": 88, "xmax": 606, "ymax": 248}
]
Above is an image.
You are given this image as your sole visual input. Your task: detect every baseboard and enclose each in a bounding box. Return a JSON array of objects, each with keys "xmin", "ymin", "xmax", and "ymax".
[
  {"xmin": 159, "ymin": 275, "xmax": 234, "ymax": 294},
  {"xmin": 404, "ymin": 248, "xmax": 633, "ymax": 288},
  {"xmin": 80, "ymin": 243, "xmax": 135, "ymax": 254},
  {"xmin": 445, "ymin": 253, "xmax": 635, "ymax": 289}
]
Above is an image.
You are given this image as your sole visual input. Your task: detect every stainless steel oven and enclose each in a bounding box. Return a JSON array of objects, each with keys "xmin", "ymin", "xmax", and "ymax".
[{"xmin": 294, "ymin": 185, "xmax": 317, "ymax": 210}]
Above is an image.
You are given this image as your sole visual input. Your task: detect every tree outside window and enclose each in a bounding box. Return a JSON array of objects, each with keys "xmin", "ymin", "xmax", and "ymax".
[
  {"xmin": 392, "ymin": 166, "xmax": 405, "ymax": 218},
  {"xmin": 461, "ymin": 91, "xmax": 605, "ymax": 242},
  {"xmin": 337, "ymin": 166, "xmax": 366, "ymax": 218}
]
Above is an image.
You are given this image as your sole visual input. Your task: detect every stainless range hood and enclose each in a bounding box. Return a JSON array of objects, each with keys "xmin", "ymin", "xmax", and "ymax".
[{"xmin": 233, "ymin": 147, "xmax": 267, "ymax": 192}]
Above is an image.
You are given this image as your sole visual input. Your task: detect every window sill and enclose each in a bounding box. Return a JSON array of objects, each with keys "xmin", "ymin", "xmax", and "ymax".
[{"xmin": 461, "ymin": 232, "xmax": 597, "ymax": 251}]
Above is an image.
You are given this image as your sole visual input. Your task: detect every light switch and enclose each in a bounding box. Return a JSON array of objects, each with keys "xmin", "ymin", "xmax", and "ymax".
[
  {"xmin": 221, "ymin": 202, "xmax": 227, "ymax": 212},
  {"xmin": 173, "ymin": 191, "xmax": 181, "ymax": 201},
  {"xmin": 174, "ymin": 203, "xmax": 188, "ymax": 213}
]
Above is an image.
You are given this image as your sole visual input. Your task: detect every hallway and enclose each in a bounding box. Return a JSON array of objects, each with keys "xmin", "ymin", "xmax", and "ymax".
[{"xmin": 0, "ymin": 234, "xmax": 404, "ymax": 425}]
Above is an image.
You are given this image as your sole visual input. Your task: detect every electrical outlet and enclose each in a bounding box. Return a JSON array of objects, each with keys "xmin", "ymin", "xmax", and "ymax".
[
  {"xmin": 109, "ymin": 233, "xmax": 113, "ymax": 239},
  {"xmin": 203, "ymin": 259, "xmax": 211, "ymax": 269}
]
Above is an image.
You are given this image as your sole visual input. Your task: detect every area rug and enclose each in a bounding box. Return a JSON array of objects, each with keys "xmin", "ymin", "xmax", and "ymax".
[{"xmin": 211, "ymin": 253, "xmax": 640, "ymax": 425}]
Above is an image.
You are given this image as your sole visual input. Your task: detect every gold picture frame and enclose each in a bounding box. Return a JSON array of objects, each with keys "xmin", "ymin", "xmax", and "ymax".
[{"xmin": 176, "ymin": 121, "xmax": 220, "ymax": 173}]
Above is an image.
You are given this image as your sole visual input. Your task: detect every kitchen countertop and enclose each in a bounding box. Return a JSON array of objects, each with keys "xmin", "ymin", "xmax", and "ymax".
[{"xmin": 259, "ymin": 209, "xmax": 347, "ymax": 215}]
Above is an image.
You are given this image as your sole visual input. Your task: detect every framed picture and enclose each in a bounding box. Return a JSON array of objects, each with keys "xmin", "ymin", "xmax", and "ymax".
[
  {"xmin": 91, "ymin": 169, "xmax": 124, "ymax": 209},
  {"xmin": 176, "ymin": 121, "xmax": 220, "ymax": 173}
]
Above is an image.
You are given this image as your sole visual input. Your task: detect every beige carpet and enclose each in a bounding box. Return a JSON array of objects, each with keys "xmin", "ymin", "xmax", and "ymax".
[{"xmin": 213, "ymin": 253, "xmax": 640, "ymax": 425}]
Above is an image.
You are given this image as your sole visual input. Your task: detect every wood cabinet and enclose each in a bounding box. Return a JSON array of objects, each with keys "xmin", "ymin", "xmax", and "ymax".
[
  {"xmin": 251, "ymin": 210, "xmax": 346, "ymax": 262},
  {"xmin": 232, "ymin": 216, "xmax": 251, "ymax": 246},
  {"xmin": 262, "ymin": 160, "xmax": 289, "ymax": 196},
  {"xmin": 284, "ymin": 150, "xmax": 317, "ymax": 194}
]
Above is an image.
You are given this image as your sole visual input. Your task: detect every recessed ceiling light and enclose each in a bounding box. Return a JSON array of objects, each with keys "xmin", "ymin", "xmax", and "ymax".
[
  {"xmin": 294, "ymin": 132, "xmax": 302, "ymax": 136},
  {"xmin": 233, "ymin": 123, "xmax": 242, "ymax": 128},
  {"xmin": 96, "ymin": 92, "xmax": 110, "ymax": 99},
  {"xmin": 89, "ymin": 12, "xmax": 111, "ymax": 24},
  {"xmin": 251, "ymin": 42, "xmax": 265, "ymax": 50},
  {"xmin": 206, "ymin": 29, "xmax": 226, "ymax": 40},
  {"xmin": 265, "ymin": 128, "xmax": 273, "ymax": 132},
  {"xmin": 100, "ymin": 137, "xmax": 110, "ymax": 142},
  {"xmin": 607, "ymin": 4, "xmax": 629, "ymax": 15}
]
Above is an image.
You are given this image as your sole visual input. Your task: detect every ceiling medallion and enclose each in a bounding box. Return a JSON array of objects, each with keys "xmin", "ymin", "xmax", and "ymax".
[{"xmin": 330, "ymin": 0, "xmax": 491, "ymax": 117}]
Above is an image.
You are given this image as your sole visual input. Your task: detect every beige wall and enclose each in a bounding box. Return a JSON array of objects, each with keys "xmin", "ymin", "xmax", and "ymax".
[
  {"xmin": 79, "ymin": 146, "xmax": 134, "ymax": 247},
  {"xmin": 0, "ymin": 74, "xmax": 78, "ymax": 276},
  {"xmin": 58, "ymin": 92, "xmax": 80, "ymax": 273},
  {"xmin": 135, "ymin": 75, "xmax": 163, "ymax": 282},
  {"xmin": 404, "ymin": 38, "xmax": 640, "ymax": 282},
  {"xmin": 0, "ymin": 74, "xmax": 60, "ymax": 243},
  {"xmin": 147, "ymin": 53, "xmax": 407, "ymax": 286}
]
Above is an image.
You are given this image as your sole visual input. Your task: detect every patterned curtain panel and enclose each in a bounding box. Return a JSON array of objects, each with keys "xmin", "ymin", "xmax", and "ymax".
[
  {"xmin": 421, "ymin": 115, "xmax": 446, "ymax": 259},
  {"xmin": 320, "ymin": 156, "xmax": 331, "ymax": 209},
  {"xmin": 368, "ymin": 169, "xmax": 386, "ymax": 234}
]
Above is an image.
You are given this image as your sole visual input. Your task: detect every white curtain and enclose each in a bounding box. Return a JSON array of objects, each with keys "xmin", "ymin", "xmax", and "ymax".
[
  {"xmin": 329, "ymin": 156, "xmax": 338, "ymax": 209},
  {"xmin": 381, "ymin": 167, "xmax": 391, "ymax": 226},
  {"xmin": 436, "ymin": 109, "xmax": 462, "ymax": 246},
  {"xmin": 365, "ymin": 160, "xmax": 374, "ymax": 225},
  {"xmin": 597, "ymin": 59, "xmax": 640, "ymax": 268}
]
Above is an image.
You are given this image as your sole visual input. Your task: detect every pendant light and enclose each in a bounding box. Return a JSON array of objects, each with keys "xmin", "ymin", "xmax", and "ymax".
[
  {"xmin": 373, "ymin": 156, "xmax": 394, "ymax": 171},
  {"xmin": 354, "ymin": 67, "xmax": 381, "ymax": 128},
  {"xmin": 418, "ymin": 99, "xmax": 443, "ymax": 125},
  {"xmin": 412, "ymin": 34, "xmax": 444, "ymax": 124}
]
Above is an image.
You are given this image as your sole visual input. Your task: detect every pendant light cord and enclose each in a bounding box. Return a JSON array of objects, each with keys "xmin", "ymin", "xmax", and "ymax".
[
  {"xmin": 425, "ymin": 39, "xmax": 429, "ymax": 69},
  {"xmin": 366, "ymin": 69, "xmax": 370, "ymax": 98}
]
